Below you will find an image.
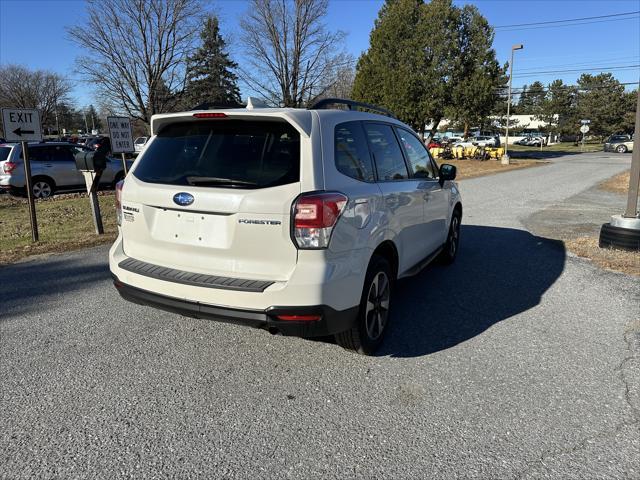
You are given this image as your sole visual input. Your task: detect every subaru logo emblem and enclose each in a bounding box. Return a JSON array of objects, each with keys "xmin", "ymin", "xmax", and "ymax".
[{"xmin": 173, "ymin": 192, "xmax": 194, "ymax": 206}]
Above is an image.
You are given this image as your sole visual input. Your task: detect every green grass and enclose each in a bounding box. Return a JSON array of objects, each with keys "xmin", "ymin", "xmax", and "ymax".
[{"xmin": 0, "ymin": 193, "xmax": 117, "ymax": 264}]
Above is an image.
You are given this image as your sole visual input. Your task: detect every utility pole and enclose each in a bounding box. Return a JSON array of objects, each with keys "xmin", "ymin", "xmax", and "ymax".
[
  {"xmin": 84, "ymin": 112, "xmax": 89, "ymax": 134},
  {"xmin": 623, "ymin": 86, "xmax": 640, "ymax": 219},
  {"xmin": 502, "ymin": 44, "xmax": 524, "ymax": 165}
]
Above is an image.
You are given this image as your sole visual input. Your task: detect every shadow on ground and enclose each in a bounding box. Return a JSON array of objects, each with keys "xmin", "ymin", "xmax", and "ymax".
[
  {"xmin": 0, "ymin": 253, "xmax": 111, "ymax": 320},
  {"xmin": 378, "ymin": 225, "xmax": 566, "ymax": 358},
  {"xmin": 510, "ymin": 149, "xmax": 598, "ymax": 159}
]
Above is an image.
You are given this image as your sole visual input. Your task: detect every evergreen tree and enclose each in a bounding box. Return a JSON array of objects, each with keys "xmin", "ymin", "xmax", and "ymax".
[
  {"xmin": 577, "ymin": 73, "xmax": 630, "ymax": 137},
  {"xmin": 184, "ymin": 16, "xmax": 241, "ymax": 108},
  {"xmin": 536, "ymin": 79, "xmax": 578, "ymax": 137},
  {"xmin": 443, "ymin": 3, "xmax": 506, "ymax": 137},
  {"xmin": 353, "ymin": 0, "xmax": 504, "ymax": 134},
  {"xmin": 517, "ymin": 80, "xmax": 545, "ymax": 114}
]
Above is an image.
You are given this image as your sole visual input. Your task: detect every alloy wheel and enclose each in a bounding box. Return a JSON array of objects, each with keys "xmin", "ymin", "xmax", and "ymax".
[
  {"xmin": 32, "ymin": 181, "xmax": 52, "ymax": 198},
  {"xmin": 364, "ymin": 271, "xmax": 390, "ymax": 340},
  {"xmin": 449, "ymin": 216, "xmax": 460, "ymax": 257}
]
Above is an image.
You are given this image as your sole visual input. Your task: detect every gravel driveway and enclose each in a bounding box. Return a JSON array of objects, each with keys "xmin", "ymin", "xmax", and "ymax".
[{"xmin": 1, "ymin": 152, "xmax": 638, "ymax": 479}]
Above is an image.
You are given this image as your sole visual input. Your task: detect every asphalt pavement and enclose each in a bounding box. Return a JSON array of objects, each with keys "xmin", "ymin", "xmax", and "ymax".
[{"xmin": 1, "ymin": 152, "xmax": 638, "ymax": 479}]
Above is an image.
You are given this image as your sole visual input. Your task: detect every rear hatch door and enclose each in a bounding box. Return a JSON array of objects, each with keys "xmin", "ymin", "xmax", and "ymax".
[{"xmin": 121, "ymin": 118, "xmax": 304, "ymax": 282}]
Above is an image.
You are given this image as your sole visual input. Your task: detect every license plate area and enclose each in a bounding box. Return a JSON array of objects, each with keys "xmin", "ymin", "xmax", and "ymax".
[{"xmin": 149, "ymin": 208, "xmax": 231, "ymax": 248}]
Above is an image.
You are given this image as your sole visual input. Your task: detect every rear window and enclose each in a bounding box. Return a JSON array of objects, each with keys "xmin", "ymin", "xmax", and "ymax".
[
  {"xmin": 0, "ymin": 147, "xmax": 12, "ymax": 161},
  {"xmin": 133, "ymin": 120, "xmax": 300, "ymax": 189}
]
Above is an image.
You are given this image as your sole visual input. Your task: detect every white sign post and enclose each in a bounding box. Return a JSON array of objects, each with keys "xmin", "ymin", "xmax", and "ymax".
[
  {"xmin": 580, "ymin": 124, "xmax": 590, "ymax": 151},
  {"xmin": 1, "ymin": 108, "xmax": 43, "ymax": 242},
  {"xmin": 107, "ymin": 116, "xmax": 134, "ymax": 175}
]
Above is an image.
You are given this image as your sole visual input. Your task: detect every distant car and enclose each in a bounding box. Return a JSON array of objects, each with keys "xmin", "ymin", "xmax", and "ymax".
[
  {"xmin": 444, "ymin": 136, "xmax": 463, "ymax": 144},
  {"xmin": 472, "ymin": 135, "xmax": 500, "ymax": 147},
  {"xmin": 451, "ymin": 136, "xmax": 496, "ymax": 148},
  {"xmin": 134, "ymin": 136, "xmax": 148, "ymax": 153},
  {"xmin": 604, "ymin": 134, "xmax": 633, "ymax": 153},
  {"xmin": 0, "ymin": 142, "xmax": 132, "ymax": 198},
  {"xmin": 515, "ymin": 136, "xmax": 545, "ymax": 147}
]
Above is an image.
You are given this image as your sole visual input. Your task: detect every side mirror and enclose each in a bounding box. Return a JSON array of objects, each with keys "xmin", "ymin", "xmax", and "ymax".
[{"xmin": 439, "ymin": 163, "xmax": 457, "ymax": 181}]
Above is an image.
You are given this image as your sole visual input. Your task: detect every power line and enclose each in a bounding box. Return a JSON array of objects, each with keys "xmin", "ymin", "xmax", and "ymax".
[
  {"xmin": 512, "ymin": 65, "xmax": 640, "ymax": 78},
  {"xmin": 515, "ymin": 57, "xmax": 640, "ymax": 73},
  {"xmin": 495, "ymin": 81, "xmax": 640, "ymax": 93},
  {"xmin": 495, "ymin": 16, "xmax": 640, "ymax": 32},
  {"xmin": 494, "ymin": 11, "xmax": 639, "ymax": 29}
]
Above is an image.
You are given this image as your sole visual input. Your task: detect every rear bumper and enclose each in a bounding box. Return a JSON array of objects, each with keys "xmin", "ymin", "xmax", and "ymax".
[{"xmin": 113, "ymin": 275, "xmax": 358, "ymax": 338}]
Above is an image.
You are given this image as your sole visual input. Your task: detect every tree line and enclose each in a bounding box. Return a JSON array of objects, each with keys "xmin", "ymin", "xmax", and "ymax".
[
  {"xmin": 0, "ymin": 0, "xmax": 636, "ymax": 139},
  {"xmin": 508, "ymin": 75, "xmax": 636, "ymax": 138}
]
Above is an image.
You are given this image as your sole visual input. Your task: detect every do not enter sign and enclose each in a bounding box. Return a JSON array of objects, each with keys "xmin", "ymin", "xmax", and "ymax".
[{"xmin": 107, "ymin": 116, "xmax": 135, "ymax": 154}]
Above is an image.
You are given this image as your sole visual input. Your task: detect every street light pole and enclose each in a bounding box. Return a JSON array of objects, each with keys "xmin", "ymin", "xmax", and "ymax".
[{"xmin": 502, "ymin": 44, "xmax": 524, "ymax": 165}]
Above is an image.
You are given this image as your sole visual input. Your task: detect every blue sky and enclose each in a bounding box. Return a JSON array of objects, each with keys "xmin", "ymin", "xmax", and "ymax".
[{"xmin": 1, "ymin": 0, "xmax": 638, "ymax": 108}]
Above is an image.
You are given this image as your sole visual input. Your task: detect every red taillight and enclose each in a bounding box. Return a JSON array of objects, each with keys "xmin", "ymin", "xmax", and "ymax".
[
  {"xmin": 276, "ymin": 314, "xmax": 321, "ymax": 321},
  {"xmin": 3, "ymin": 161, "xmax": 17, "ymax": 173},
  {"xmin": 115, "ymin": 180, "xmax": 124, "ymax": 226},
  {"xmin": 294, "ymin": 192, "xmax": 347, "ymax": 228},
  {"xmin": 292, "ymin": 192, "xmax": 348, "ymax": 249},
  {"xmin": 193, "ymin": 112, "xmax": 228, "ymax": 119}
]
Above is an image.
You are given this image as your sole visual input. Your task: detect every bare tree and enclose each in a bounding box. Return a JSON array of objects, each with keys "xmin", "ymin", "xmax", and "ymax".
[
  {"xmin": 68, "ymin": 0, "xmax": 203, "ymax": 125},
  {"xmin": 239, "ymin": 0, "xmax": 347, "ymax": 107},
  {"xmin": 314, "ymin": 59, "xmax": 355, "ymax": 101},
  {"xmin": 0, "ymin": 65, "xmax": 72, "ymax": 131}
]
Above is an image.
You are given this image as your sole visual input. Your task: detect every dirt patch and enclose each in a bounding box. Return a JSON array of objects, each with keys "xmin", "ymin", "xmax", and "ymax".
[
  {"xmin": 565, "ymin": 236, "xmax": 639, "ymax": 276},
  {"xmin": 0, "ymin": 192, "xmax": 117, "ymax": 265},
  {"xmin": 600, "ymin": 170, "xmax": 631, "ymax": 195},
  {"xmin": 444, "ymin": 159, "xmax": 547, "ymax": 180}
]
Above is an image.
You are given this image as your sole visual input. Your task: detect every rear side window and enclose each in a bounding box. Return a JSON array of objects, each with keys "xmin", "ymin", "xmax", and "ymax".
[
  {"xmin": 0, "ymin": 147, "xmax": 12, "ymax": 161},
  {"xmin": 363, "ymin": 123, "xmax": 408, "ymax": 181},
  {"xmin": 26, "ymin": 147, "xmax": 50, "ymax": 162},
  {"xmin": 133, "ymin": 120, "xmax": 300, "ymax": 189},
  {"xmin": 334, "ymin": 121, "xmax": 375, "ymax": 182},
  {"xmin": 49, "ymin": 145, "xmax": 75, "ymax": 162},
  {"xmin": 395, "ymin": 128, "xmax": 437, "ymax": 179}
]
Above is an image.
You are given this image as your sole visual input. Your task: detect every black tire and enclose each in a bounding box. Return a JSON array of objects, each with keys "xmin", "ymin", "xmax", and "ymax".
[
  {"xmin": 599, "ymin": 223, "xmax": 640, "ymax": 251},
  {"xmin": 31, "ymin": 176, "xmax": 55, "ymax": 199},
  {"xmin": 335, "ymin": 254, "xmax": 393, "ymax": 355},
  {"xmin": 616, "ymin": 145, "xmax": 628, "ymax": 154},
  {"xmin": 438, "ymin": 210, "xmax": 461, "ymax": 264}
]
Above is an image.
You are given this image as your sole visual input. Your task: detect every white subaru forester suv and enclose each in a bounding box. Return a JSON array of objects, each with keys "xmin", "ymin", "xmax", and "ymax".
[{"xmin": 109, "ymin": 98, "xmax": 462, "ymax": 354}]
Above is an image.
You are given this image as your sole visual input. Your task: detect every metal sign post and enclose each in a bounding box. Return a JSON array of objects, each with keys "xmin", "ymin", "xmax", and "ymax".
[
  {"xmin": 2, "ymin": 108, "xmax": 43, "ymax": 243},
  {"xmin": 22, "ymin": 142, "xmax": 39, "ymax": 242},
  {"xmin": 107, "ymin": 116, "xmax": 134, "ymax": 174},
  {"xmin": 580, "ymin": 124, "xmax": 590, "ymax": 152}
]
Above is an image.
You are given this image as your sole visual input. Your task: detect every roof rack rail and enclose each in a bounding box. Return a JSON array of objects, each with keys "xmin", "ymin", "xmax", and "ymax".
[
  {"xmin": 308, "ymin": 98, "xmax": 396, "ymax": 119},
  {"xmin": 191, "ymin": 101, "xmax": 245, "ymax": 110}
]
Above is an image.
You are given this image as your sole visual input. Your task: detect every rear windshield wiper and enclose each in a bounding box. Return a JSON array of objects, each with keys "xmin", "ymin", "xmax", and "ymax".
[{"xmin": 186, "ymin": 176, "xmax": 258, "ymax": 187}]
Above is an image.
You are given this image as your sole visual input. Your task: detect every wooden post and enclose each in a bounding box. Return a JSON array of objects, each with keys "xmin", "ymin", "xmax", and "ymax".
[
  {"xmin": 121, "ymin": 152, "xmax": 128, "ymax": 176},
  {"xmin": 21, "ymin": 141, "xmax": 39, "ymax": 242}
]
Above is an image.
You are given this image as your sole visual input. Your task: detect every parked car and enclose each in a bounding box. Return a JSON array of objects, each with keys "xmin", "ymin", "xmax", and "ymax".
[
  {"xmin": 604, "ymin": 134, "xmax": 633, "ymax": 153},
  {"xmin": 110, "ymin": 98, "xmax": 462, "ymax": 355},
  {"xmin": 0, "ymin": 142, "xmax": 131, "ymax": 198},
  {"xmin": 514, "ymin": 136, "xmax": 545, "ymax": 147},
  {"xmin": 134, "ymin": 136, "xmax": 148, "ymax": 153},
  {"xmin": 473, "ymin": 135, "xmax": 500, "ymax": 147}
]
